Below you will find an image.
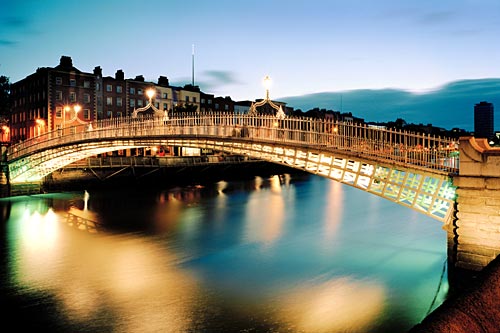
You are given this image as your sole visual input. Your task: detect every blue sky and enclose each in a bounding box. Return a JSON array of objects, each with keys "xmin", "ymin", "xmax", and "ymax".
[{"xmin": 1, "ymin": 0, "xmax": 499, "ymax": 125}]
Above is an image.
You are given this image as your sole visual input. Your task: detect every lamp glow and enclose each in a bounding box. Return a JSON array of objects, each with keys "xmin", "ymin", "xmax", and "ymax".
[{"xmin": 146, "ymin": 88, "xmax": 156, "ymax": 100}]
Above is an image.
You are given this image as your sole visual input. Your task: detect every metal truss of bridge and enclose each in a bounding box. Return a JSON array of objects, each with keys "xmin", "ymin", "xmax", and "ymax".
[{"xmin": 6, "ymin": 114, "xmax": 459, "ymax": 223}]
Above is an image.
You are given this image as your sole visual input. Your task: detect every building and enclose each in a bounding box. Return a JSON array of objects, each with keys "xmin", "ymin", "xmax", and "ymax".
[
  {"xmin": 10, "ymin": 56, "xmax": 97, "ymax": 142},
  {"xmin": 474, "ymin": 101, "xmax": 494, "ymax": 139},
  {"xmin": 9, "ymin": 56, "xmax": 209, "ymax": 143}
]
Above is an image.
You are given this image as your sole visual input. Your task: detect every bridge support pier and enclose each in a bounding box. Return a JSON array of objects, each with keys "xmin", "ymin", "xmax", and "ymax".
[{"xmin": 450, "ymin": 137, "xmax": 500, "ymax": 271}]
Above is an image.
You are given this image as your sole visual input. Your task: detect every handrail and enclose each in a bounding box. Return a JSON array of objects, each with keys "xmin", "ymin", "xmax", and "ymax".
[{"xmin": 6, "ymin": 113, "xmax": 459, "ymax": 174}]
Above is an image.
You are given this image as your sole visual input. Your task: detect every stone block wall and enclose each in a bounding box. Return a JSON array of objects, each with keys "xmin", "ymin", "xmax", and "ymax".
[{"xmin": 452, "ymin": 137, "xmax": 500, "ymax": 270}]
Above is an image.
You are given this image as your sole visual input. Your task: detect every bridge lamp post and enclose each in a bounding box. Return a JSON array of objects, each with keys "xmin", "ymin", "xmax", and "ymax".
[
  {"xmin": 146, "ymin": 88, "xmax": 156, "ymax": 103},
  {"xmin": 263, "ymin": 75, "xmax": 271, "ymax": 100},
  {"xmin": 62, "ymin": 104, "xmax": 81, "ymax": 129}
]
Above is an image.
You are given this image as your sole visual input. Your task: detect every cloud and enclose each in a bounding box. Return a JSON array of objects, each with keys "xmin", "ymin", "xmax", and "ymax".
[
  {"xmin": 417, "ymin": 10, "xmax": 456, "ymax": 25},
  {"xmin": 0, "ymin": 39, "xmax": 17, "ymax": 46},
  {"xmin": 281, "ymin": 79, "xmax": 500, "ymax": 131},
  {"xmin": 3, "ymin": 16, "xmax": 30, "ymax": 29},
  {"xmin": 203, "ymin": 70, "xmax": 240, "ymax": 85}
]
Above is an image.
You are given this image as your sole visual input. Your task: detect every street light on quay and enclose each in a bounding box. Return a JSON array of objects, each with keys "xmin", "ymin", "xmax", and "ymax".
[{"xmin": 35, "ymin": 119, "xmax": 45, "ymax": 137}]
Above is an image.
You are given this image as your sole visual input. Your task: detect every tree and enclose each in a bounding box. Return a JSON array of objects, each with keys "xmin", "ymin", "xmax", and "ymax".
[{"xmin": 0, "ymin": 75, "xmax": 10, "ymax": 119}]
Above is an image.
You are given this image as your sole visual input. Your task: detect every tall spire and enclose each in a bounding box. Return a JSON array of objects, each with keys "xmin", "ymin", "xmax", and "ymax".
[{"xmin": 192, "ymin": 44, "xmax": 195, "ymax": 86}]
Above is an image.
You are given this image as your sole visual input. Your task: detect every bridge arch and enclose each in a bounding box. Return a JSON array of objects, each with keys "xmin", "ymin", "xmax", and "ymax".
[{"xmin": 6, "ymin": 114, "xmax": 458, "ymax": 224}]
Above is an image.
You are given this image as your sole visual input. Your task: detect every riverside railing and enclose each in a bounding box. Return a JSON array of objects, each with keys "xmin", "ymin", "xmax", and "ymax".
[{"xmin": 7, "ymin": 113, "xmax": 459, "ymax": 174}]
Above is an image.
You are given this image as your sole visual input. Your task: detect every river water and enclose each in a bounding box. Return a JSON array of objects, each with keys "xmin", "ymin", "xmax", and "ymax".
[{"xmin": 0, "ymin": 172, "xmax": 448, "ymax": 332}]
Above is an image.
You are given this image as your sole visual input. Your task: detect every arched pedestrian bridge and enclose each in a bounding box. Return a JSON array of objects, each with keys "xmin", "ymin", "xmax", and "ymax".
[{"xmin": 5, "ymin": 114, "xmax": 459, "ymax": 225}]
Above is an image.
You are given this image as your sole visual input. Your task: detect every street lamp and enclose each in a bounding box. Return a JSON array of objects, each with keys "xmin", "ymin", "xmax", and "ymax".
[
  {"xmin": 146, "ymin": 88, "xmax": 156, "ymax": 101},
  {"xmin": 131, "ymin": 87, "xmax": 163, "ymax": 118},
  {"xmin": 35, "ymin": 119, "xmax": 45, "ymax": 137},
  {"xmin": 62, "ymin": 104, "xmax": 81, "ymax": 129},
  {"xmin": 249, "ymin": 75, "xmax": 285, "ymax": 118},
  {"xmin": 1, "ymin": 125, "xmax": 9, "ymax": 143}
]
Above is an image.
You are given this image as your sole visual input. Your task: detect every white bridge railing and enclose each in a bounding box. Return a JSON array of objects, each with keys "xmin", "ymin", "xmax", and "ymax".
[{"xmin": 7, "ymin": 113, "xmax": 459, "ymax": 175}]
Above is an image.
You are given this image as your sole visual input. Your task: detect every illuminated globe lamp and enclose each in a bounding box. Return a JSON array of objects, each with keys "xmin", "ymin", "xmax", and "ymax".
[
  {"xmin": 131, "ymin": 87, "xmax": 164, "ymax": 119},
  {"xmin": 249, "ymin": 75, "xmax": 286, "ymax": 119},
  {"xmin": 62, "ymin": 104, "xmax": 82, "ymax": 129}
]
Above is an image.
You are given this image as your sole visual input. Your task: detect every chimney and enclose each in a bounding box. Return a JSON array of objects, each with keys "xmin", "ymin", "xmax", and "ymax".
[
  {"xmin": 134, "ymin": 75, "xmax": 145, "ymax": 82},
  {"xmin": 59, "ymin": 56, "xmax": 73, "ymax": 69},
  {"xmin": 115, "ymin": 69, "xmax": 124, "ymax": 80},
  {"xmin": 158, "ymin": 76, "xmax": 169, "ymax": 87},
  {"xmin": 93, "ymin": 66, "xmax": 102, "ymax": 77}
]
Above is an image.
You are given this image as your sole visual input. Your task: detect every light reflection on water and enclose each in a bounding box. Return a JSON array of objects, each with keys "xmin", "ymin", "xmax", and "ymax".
[{"xmin": 0, "ymin": 174, "xmax": 448, "ymax": 332}]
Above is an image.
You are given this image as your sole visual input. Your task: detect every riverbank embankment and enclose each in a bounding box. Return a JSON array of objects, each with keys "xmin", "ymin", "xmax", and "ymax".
[{"xmin": 410, "ymin": 255, "xmax": 500, "ymax": 332}]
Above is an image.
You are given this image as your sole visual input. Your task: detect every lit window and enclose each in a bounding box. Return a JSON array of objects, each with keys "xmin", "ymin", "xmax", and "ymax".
[{"xmin": 106, "ymin": 84, "xmax": 112, "ymax": 92}]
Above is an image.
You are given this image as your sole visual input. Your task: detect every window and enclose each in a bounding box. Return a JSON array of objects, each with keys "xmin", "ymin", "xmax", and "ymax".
[
  {"xmin": 208, "ymin": 99, "xmax": 212, "ymax": 104},
  {"xmin": 137, "ymin": 100, "xmax": 143, "ymax": 107},
  {"xmin": 117, "ymin": 112, "xmax": 122, "ymax": 118},
  {"xmin": 215, "ymin": 103, "xmax": 219, "ymax": 110},
  {"xmin": 56, "ymin": 91, "xmax": 62, "ymax": 101},
  {"xmin": 185, "ymin": 96, "xmax": 190, "ymax": 102},
  {"xmin": 117, "ymin": 97, "xmax": 122, "ymax": 107},
  {"xmin": 201, "ymin": 98, "xmax": 205, "ymax": 104},
  {"xmin": 55, "ymin": 107, "xmax": 62, "ymax": 118},
  {"xmin": 107, "ymin": 111, "xmax": 112, "ymax": 118},
  {"xmin": 130, "ymin": 99, "xmax": 135, "ymax": 107},
  {"xmin": 83, "ymin": 109, "xmax": 90, "ymax": 120},
  {"xmin": 137, "ymin": 89, "xmax": 143, "ymax": 95},
  {"xmin": 84, "ymin": 81, "xmax": 91, "ymax": 88},
  {"xmin": 96, "ymin": 83, "xmax": 100, "ymax": 91},
  {"xmin": 84, "ymin": 93, "xmax": 90, "ymax": 103},
  {"xmin": 225, "ymin": 104, "xmax": 229, "ymax": 111},
  {"xmin": 193, "ymin": 97, "xmax": 197, "ymax": 103},
  {"xmin": 116, "ymin": 85, "xmax": 122, "ymax": 93},
  {"xmin": 130, "ymin": 87, "xmax": 135, "ymax": 94},
  {"xmin": 106, "ymin": 97, "xmax": 113, "ymax": 106},
  {"xmin": 70, "ymin": 79, "xmax": 76, "ymax": 87},
  {"xmin": 56, "ymin": 77, "xmax": 62, "ymax": 85},
  {"xmin": 162, "ymin": 93, "xmax": 168, "ymax": 99},
  {"xmin": 106, "ymin": 84, "xmax": 112, "ymax": 92},
  {"xmin": 69, "ymin": 92, "xmax": 76, "ymax": 102},
  {"xmin": 163, "ymin": 103, "xmax": 168, "ymax": 110}
]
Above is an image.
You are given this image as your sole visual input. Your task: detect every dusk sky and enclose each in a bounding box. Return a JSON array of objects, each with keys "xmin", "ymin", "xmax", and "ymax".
[{"xmin": 1, "ymin": 0, "xmax": 499, "ymax": 111}]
